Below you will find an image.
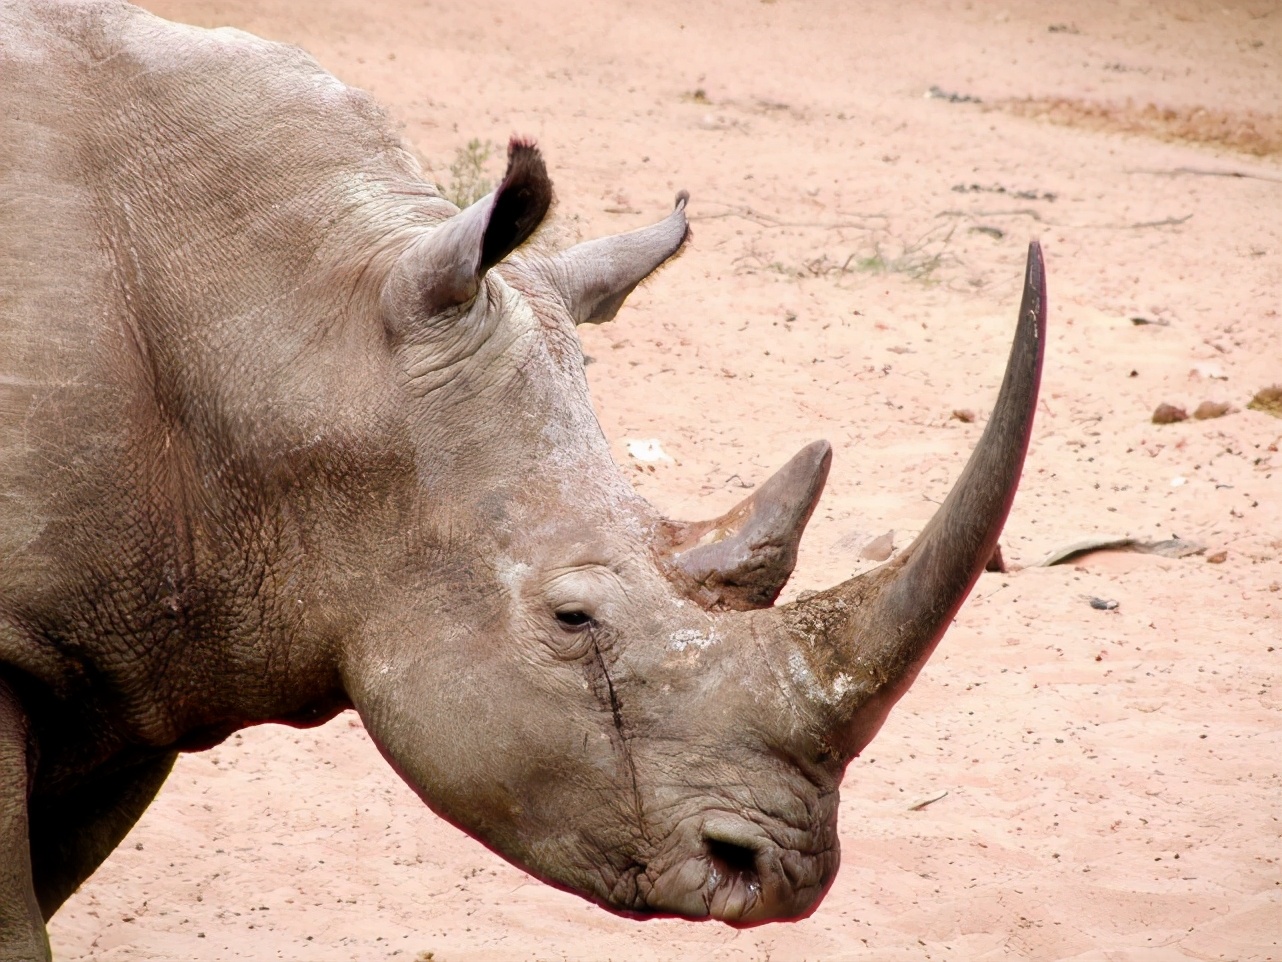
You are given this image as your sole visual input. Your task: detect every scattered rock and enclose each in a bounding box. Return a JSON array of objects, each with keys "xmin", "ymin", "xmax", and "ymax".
[
  {"xmin": 861, "ymin": 530, "xmax": 895, "ymax": 562},
  {"xmin": 1131, "ymin": 316, "xmax": 1169, "ymax": 326},
  {"xmin": 1152, "ymin": 402, "xmax": 1187, "ymax": 424},
  {"xmin": 1206, "ymin": 550, "xmax": 1228, "ymax": 564},
  {"xmin": 952, "ymin": 408, "xmax": 976, "ymax": 423},
  {"xmin": 1089, "ymin": 597, "xmax": 1119, "ymax": 610},
  {"xmin": 1247, "ymin": 384, "xmax": 1282, "ymax": 418},
  {"xmin": 1192, "ymin": 400, "xmax": 1231, "ymax": 420},
  {"xmin": 985, "ymin": 543, "xmax": 1007, "ymax": 573}
]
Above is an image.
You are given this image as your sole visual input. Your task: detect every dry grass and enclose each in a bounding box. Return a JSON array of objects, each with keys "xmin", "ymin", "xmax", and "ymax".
[
  {"xmin": 1248, "ymin": 385, "xmax": 1282, "ymax": 418},
  {"xmin": 998, "ymin": 97, "xmax": 1282, "ymax": 157},
  {"xmin": 444, "ymin": 138, "xmax": 496, "ymax": 208}
]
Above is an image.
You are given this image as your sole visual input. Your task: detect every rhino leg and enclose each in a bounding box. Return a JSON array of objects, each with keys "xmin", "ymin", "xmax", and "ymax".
[
  {"xmin": 0, "ymin": 681, "xmax": 48, "ymax": 962},
  {"xmin": 28, "ymin": 753, "xmax": 176, "ymax": 919}
]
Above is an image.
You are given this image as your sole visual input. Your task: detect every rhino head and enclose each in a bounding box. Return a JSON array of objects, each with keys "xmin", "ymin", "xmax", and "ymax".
[{"xmin": 337, "ymin": 139, "xmax": 1047, "ymax": 924}]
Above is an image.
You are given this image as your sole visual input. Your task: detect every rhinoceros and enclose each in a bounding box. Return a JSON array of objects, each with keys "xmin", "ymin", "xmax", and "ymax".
[{"xmin": 0, "ymin": 0, "xmax": 1046, "ymax": 957}]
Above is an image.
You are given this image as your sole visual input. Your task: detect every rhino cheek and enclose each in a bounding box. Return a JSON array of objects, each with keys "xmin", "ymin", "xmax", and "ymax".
[{"xmin": 345, "ymin": 643, "xmax": 646, "ymax": 893}]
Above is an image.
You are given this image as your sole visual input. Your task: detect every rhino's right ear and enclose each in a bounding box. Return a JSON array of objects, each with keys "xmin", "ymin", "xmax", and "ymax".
[
  {"xmin": 540, "ymin": 192, "xmax": 690, "ymax": 325},
  {"xmin": 384, "ymin": 138, "xmax": 553, "ymax": 324}
]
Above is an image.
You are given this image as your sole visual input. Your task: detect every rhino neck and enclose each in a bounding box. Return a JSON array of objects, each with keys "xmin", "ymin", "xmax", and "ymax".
[{"xmin": 0, "ymin": 4, "xmax": 472, "ymax": 782}]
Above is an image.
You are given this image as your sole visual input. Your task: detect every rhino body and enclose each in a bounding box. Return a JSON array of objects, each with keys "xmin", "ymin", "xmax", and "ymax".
[{"xmin": 0, "ymin": 1, "xmax": 1046, "ymax": 958}]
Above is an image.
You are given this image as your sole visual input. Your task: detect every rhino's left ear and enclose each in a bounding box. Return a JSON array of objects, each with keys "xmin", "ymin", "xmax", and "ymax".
[
  {"xmin": 660, "ymin": 440, "xmax": 831, "ymax": 611},
  {"xmin": 540, "ymin": 192, "xmax": 690, "ymax": 325},
  {"xmin": 386, "ymin": 138, "xmax": 553, "ymax": 319}
]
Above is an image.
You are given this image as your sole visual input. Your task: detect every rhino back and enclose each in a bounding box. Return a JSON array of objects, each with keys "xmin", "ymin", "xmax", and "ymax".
[{"xmin": 0, "ymin": 0, "xmax": 438, "ymax": 776}]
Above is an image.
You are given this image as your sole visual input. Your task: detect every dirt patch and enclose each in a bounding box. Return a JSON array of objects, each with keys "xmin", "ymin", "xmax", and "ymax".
[{"xmin": 999, "ymin": 97, "xmax": 1282, "ymax": 157}]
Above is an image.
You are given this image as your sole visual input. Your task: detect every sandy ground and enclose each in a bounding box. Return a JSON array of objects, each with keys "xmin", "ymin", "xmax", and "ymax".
[{"xmin": 47, "ymin": 0, "xmax": 1282, "ymax": 959}]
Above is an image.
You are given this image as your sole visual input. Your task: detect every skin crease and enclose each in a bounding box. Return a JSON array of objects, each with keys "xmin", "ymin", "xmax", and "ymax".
[{"xmin": 0, "ymin": 1, "xmax": 1043, "ymax": 956}]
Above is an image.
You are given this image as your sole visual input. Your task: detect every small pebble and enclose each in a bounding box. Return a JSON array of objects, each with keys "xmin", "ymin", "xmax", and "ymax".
[
  {"xmin": 951, "ymin": 408, "xmax": 976, "ymax": 423},
  {"xmin": 1089, "ymin": 597, "xmax": 1118, "ymax": 610},
  {"xmin": 861, "ymin": 530, "xmax": 895, "ymax": 562},
  {"xmin": 1206, "ymin": 550, "xmax": 1228, "ymax": 564},
  {"xmin": 1192, "ymin": 400, "xmax": 1230, "ymax": 420}
]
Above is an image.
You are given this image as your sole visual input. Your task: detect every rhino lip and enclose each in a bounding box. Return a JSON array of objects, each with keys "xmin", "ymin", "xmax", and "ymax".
[
  {"xmin": 702, "ymin": 833, "xmax": 767, "ymax": 921},
  {"xmin": 608, "ymin": 816, "xmax": 834, "ymax": 925}
]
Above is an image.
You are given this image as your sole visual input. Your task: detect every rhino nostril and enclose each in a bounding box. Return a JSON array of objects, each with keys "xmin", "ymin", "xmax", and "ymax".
[{"xmin": 705, "ymin": 837, "xmax": 758, "ymax": 881}]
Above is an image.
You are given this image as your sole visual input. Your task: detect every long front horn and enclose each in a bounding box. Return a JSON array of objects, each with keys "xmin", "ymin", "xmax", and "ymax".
[{"xmin": 768, "ymin": 242, "xmax": 1046, "ymax": 763}]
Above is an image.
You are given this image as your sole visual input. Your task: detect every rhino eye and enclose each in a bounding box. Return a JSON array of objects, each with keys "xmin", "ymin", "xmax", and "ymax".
[{"xmin": 554, "ymin": 608, "xmax": 593, "ymax": 631}]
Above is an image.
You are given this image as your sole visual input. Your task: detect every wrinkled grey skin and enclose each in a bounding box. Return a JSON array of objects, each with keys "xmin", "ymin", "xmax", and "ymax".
[{"xmin": 0, "ymin": 2, "xmax": 1047, "ymax": 959}]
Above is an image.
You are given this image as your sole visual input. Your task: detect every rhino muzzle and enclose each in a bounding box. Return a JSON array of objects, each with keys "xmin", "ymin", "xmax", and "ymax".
[{"xmin": 606, "ymin": 811, "xmax": 839, "ymax": 924}]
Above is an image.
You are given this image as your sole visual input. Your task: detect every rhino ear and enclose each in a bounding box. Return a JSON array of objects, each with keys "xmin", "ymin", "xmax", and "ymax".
[
  {"xmin": 541, "ymin": 192, "xmax": 690, "ymax": 325},
  {"xmin": 662, "ymin": 440, "xmax": 831, "ymax": 611},
  {"xmin": 386, "ymin": 138, "xmax": 553, "ymax": 320}
]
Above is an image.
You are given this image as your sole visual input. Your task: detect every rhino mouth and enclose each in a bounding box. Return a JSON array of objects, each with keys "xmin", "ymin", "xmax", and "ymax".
[{"xmin": 600, "ymin": 815, "xmax": 838, "ymax": 925}]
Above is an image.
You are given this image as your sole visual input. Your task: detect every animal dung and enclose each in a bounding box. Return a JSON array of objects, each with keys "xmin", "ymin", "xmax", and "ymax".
[{"xmin": 1151, "ymin": 402, "xmax": 1187, "ymax": 424}]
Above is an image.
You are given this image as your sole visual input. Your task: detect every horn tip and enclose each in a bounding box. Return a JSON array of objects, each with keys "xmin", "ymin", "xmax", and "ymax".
[
  {"xmin": 1021, "ymin": 239, "xmax": 1048, "ymax": 341},
  {"xmin": 674, "ymin": 189, "xmax": 691, "ymax": 211},
  {"xmin": 801, "ymin": 439, "xmax": 833, "ymax": 471}
]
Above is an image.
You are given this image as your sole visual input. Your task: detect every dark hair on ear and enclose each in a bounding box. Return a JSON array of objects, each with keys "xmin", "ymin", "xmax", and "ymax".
[{"xmin": 480, "ymin": 138, "xmax": 554, "ymax": 271}]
